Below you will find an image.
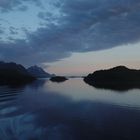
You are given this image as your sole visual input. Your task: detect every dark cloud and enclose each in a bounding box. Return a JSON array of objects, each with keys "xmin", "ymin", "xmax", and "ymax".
[
  {"xmin": 0, "ymin": 0, "xmax": 42, "ymax": 12},
  {"xmin": 1, "ymin": 0, "xmax": 140, "ymax": 66},
  {"xmin": 9, "ymin": 26, "xmax": 18, "ymax": 35},
  {"xmin": 0, "ymin": 25, "xmax": 5, "ymax": 36},
  {"xmin": 0, "ymin": 29, "xmax": 4, "ymax": 34}
]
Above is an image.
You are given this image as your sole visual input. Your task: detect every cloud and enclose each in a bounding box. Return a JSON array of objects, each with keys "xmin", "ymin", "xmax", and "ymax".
[
  {"xmin": 0, "ymin": 29, "xmax": 4, "ymax": 34},
  {"xmin": 9, "ymin": 26, "xmax": 18, "ymax": 35},
  {"xmin": 0, "ymin": 0, "xmax": 42, "ymax": 12},
  {"xmin": 0, "ymin": 24, "xmax": 5, "ymax": 36},
  {"xmin": 1, "ymin": 0, "xmax": 140, "ymax": 66},
  {"xmin": 18, "ymin": 5, "xmax": 28, "ymax": 11}
]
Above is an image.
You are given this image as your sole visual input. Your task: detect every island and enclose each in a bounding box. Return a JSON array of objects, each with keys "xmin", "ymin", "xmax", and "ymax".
[
  {"xmin": 84, "ymin": 66, "xmax": 140, "ymax": 91},
  {"xmin": 27, "ymin": 65, "xmax": 55, "ymax": 78},
  {"xmin": 50, "ymin": 76, "xmax": 68, "ymax": 82},
  {"xmin": 0, "ymin": 61, "xmax": 36, "ymax": 85}
]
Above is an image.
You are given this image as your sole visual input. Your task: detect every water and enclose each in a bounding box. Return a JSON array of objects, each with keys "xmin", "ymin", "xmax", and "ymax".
[{"xmin": 0, "ymin": 78, "xmax": 140, "ymax": 140}]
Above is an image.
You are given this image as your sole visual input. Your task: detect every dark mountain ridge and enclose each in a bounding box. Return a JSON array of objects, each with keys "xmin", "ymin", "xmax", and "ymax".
[
  {"xmin": 27, "ymin": 65, "xmax": 55, "ymax": 78},
  {"xmin": 84, "ymin": 66, "xmax": 140, "ymax": 91},
  {"xmin": 0, "ymin": 61, "xmax": 35, "ymax": 85}
]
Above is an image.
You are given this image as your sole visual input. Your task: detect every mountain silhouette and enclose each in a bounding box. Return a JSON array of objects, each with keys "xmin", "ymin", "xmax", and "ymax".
[
  {"xmin": 0, "ymin": 61, "xmax": 35, "ymax": 85},
  {"xmin": 27, "ymin": 65, "xmax": 55, "ymax": 78},
  {"xmin": 84, "ymin": 66, "xmax": 140, "ymax": 91}
]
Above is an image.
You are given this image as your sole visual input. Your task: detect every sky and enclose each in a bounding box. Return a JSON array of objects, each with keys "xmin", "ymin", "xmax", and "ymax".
[{"xmin": 0, "ymin": 0, "xmax": 140, "ymax": 76}]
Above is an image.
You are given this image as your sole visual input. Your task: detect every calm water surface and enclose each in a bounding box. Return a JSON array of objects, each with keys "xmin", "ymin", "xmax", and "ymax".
[{"xmin": 0, "ymin": 78, "xmax": 140, "ymax": 140}]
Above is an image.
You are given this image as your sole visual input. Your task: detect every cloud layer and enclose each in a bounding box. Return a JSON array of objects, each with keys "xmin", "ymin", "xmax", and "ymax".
[
  {"xmin": 1, "ymin": 0, "xmax": 140, "ymax": 66},
  {"xmin": 0, "ymin": 0, "xmax": 41, "ymax": 12}
]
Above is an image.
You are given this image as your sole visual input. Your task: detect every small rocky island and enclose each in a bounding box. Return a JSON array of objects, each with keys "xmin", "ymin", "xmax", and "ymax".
[
  {"xmin": 0, "ymin": 61, "xmax": 36, "ymax": 85},
  {"xmin": 50, "ymin": 76, "xmax": 68, "ymax": 82},
  {"xmin": 84, "ymin": 66, "xmax": 140, "ymax": 91}
]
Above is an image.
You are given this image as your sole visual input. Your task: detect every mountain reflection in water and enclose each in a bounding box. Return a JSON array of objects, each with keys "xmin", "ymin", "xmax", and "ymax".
[{"xmin": 0, "ymin": 78, "xmax": 140, "ymax": 140}]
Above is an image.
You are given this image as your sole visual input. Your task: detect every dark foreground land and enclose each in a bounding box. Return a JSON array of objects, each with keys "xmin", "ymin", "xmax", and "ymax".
[
  {"xmin": 84, "ymin": 66, "xmax": 140, "ymax": 91},
  {"xmin": 0, "ymin": 61, "xmax": 36, "ymax": 85}
]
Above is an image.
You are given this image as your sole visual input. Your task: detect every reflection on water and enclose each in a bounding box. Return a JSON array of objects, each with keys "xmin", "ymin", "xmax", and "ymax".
[
  {"xmin": 47, "ymin": 79, "xmax": 140, "ymax": 108},
  {"xmin": 0, "ymin": 78, "xmax": 140, "ymax": 140}
]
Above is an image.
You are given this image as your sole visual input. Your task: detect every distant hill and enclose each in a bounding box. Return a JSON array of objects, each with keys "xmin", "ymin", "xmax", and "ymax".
[
  {"xmin": 27, "ymin": 65, "xmax": 55, "ymax": 78},
  {"xmin": 0, "ymin": 61, "xmax": 35, "ymax": 85},
  {"xmin": 84, "ymin": 66, "xmax": 140, "ymax": 91},
  {"xmin": 50, "ymin": 76, "xmax": 68, "ymax": 82}
]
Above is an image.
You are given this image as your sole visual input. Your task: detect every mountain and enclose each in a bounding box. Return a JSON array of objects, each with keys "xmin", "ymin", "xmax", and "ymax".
[
  {"xmin": 0, "ymin": 61, "xmax": 35, "ymax": 85},
  {"xmin": 84, "ymin": 66, "xmax": 140, "ymax": 91},
  {"xmin": 27, "ymin": 65, "xmax": 54, "ymax": 78}
]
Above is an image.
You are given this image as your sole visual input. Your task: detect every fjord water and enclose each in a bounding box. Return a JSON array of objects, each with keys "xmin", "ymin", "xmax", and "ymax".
[{"xmin": 0, "ymin": 78, "xmax": 140, "ymax": 140}]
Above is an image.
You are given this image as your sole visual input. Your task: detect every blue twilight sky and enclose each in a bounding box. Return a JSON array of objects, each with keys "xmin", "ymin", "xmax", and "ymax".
[{"xmin": 0, "ymin": 0, "xmax": 140, "ymax": 75}]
